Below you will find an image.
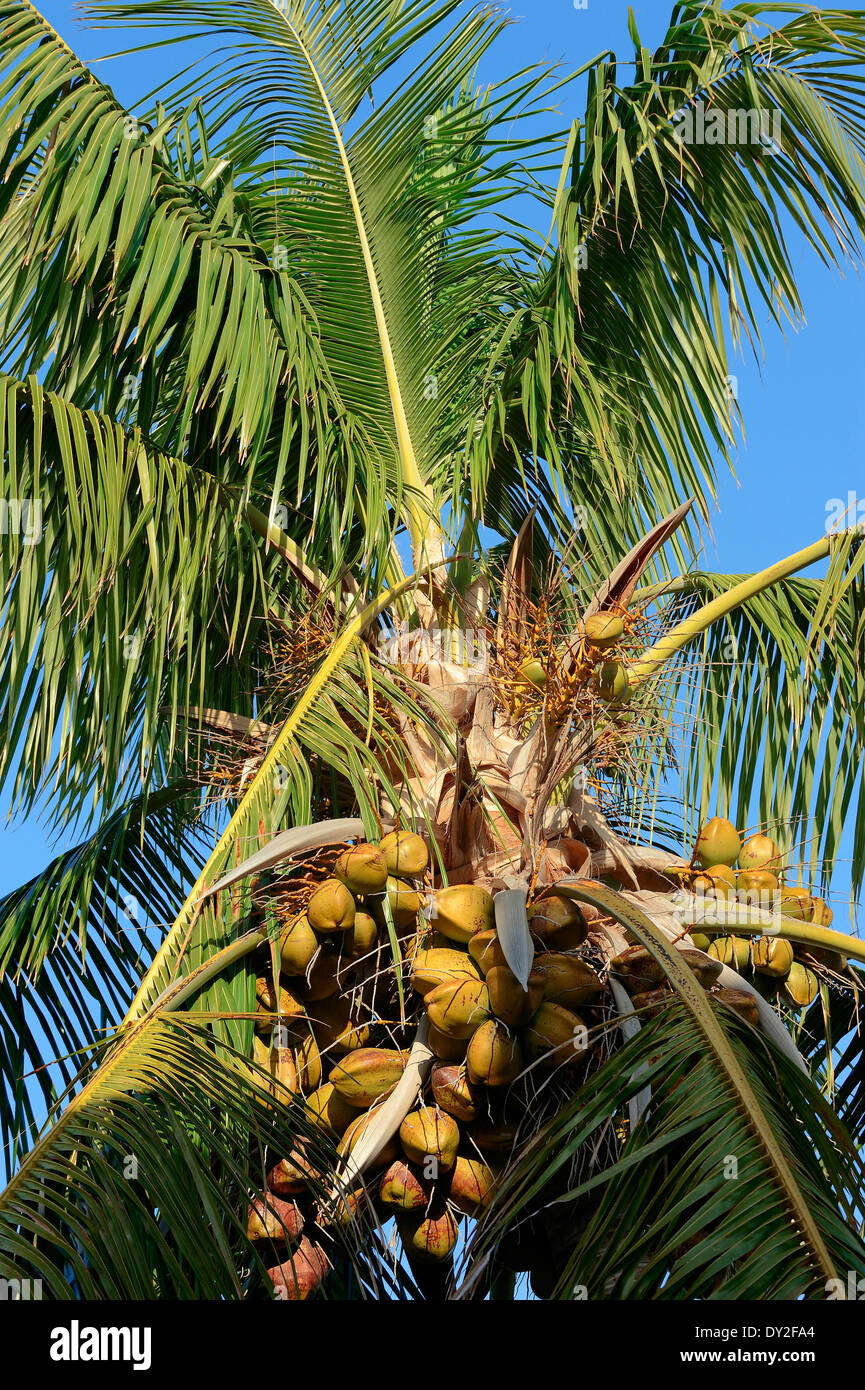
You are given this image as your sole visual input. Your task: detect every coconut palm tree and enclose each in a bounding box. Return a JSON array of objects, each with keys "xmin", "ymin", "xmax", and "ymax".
[{"xmin": 1, "ymin": 0, "xmax": 865, "ymax": 1299}]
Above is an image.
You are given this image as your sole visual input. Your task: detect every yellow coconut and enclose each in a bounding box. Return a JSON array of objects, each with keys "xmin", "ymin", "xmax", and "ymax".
[
  {"xmin": 305, "ymin": 1083, "xmax": 356, "ymax": 1136},
  {"xmin": 337, "ymin": 1111, "xmax": 400, "ymax": 1168},
  {"xmin": 401, "ymin": 1204, "xmax": 458, "ymax": 1262},
  {"xmin": 449, "ymin": 1156, "xmax": 497, "ymax": 1216},
  {"xmin": 779, "ymin": 886, "xmax": 815, "ymax": 922},
  {"xmin": 467, "ymin": 1118, "xmax": 519, "ymax": 1155},
  {"xmin": 584, "ymin": 612, "xmax": 625, "ymax": 648},
  {"xmin": 467, "ymin": 929, "xmax": 505, "ymax": 976},
  {"xmin": 738, "ymin": 833, "xmax": 783, "ymax": 874},
  {"xmin": 334, "ymin": 843, "xmax": 389, "ymax": 895},
  {"xmin": 694, "ymin": 817, "xmax": 740, "ymax": 868},
  {"xmin": 531, "ymin": 954, "xmax": 603, "ymax": 1008},
  {"xmin": 751, "ymin": 936, "xmax": 795, "ymax": 978},
  {"xmin": 430, "ymin": 885, "xmax": 496, "ymax": 943},
  {"xmin": 523, "ymin": 1002, "xmax": 588, "ymax": 1069},
  {"xmin": 781, "ymin": 962, "xmax": 819, "ymax": 1009},
  {"xmin": 381, "ymin": 876, "xmax": 424, "ymax": 929},
  {"xmin": 486, "ymin": 964, "xmax": 544, "ymax": 1027},
  {"xmin": 295, "ymin": 1032, "xmax": 323, "ymax": 1092},
  {"xmin": 302, "ymin": 950, "xmax": 340, "ymax": 1000},
  {"xmin": 430, "ymin": 1064, "xmax": 478, "ymax": 1122},
  {"xmin": 810, "ymin": 897, "xmax": 834, "ymax": 928},
  {"xmin": 426, "ymin": 1023, "xmax": 468, "ymax": 1062},
  {"xmin": 466, "ymin": 1020, "xmax": 524, "ymax": 1087},
  {"xmin": 708, "ymin": 935, "xmax": 752, "ymax": 974},
  {"xmin": 737, "ymin": 869, "xmax": 779, "ymax": 907},
  {"xmin": 425, "ymin": 977, "xmax": 491, "ymax": 1039},
  {"xmin": 379, "ymin": 830, "xmax": 430, "ymax": 878},
  {"xmin": 329, "ymin": 1048, "xmax": 405, "ymax": 1110},
  {"xmin": 399, "ymin": 1106, "xmax": 460, "ymax": 1173},
  {"xmin": 379, "ymin": 1160, "xmax": 430, "ymax": 1212},
  {"xmin": 410, "ymin": 948, "xmax": 482, "ymax": 997},
  {"xmin": 342, "ymin": 910, "xmax": 378, "ymax": 964},
  {"xmin": 279, "ymin": 914, "xmax": 319, "ymax": 976},
  {"xmin": 307, "ymin": 878, "xmax": 356, "ymax": 933}
]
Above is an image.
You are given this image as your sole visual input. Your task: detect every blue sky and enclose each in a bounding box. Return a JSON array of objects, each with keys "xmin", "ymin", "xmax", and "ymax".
[{"xmin": 2, "ymin": 1, "xmax": 864, "ymax": 912}]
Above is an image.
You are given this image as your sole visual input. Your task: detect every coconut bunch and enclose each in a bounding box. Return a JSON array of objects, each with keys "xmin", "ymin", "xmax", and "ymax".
[{"xmin": 667, "ymin": 814, "xmax": 849, "ymax": 1009}]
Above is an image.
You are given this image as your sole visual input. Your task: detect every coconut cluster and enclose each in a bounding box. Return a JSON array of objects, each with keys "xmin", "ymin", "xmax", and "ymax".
[
  {"xmin": 682, "ymin": 816, "xmax": 843, "ymax": 1007},
  {"xmin": 246, "ymin": 833, "xmax": 627, "ymax": 1292}
]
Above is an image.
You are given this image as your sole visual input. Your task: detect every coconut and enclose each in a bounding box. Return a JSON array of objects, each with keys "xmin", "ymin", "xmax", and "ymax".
[
  {"xmin": 467, "ymin": 928, "xmax": 506, "ymax": 975},
  {"xmin": 449, "ymin": 1156, "xmax": 497, "ymax": 1216},
  {"xmin": 677, "ymin": 946, "xmax": 723, "ymax": 988},
  {"xmin": 708, "ymin": 935, "xmax": 751, "ymax": 974},
  {"xmin": 295, "ymin": 1032, "xmax": 323, "ymax": 1092},
  {"xmin": 694, "ymin": 817, "xmax": 740, "ymax": 868},
  {"xmin": 531, "ymin": 953, "xmax": 603, "ymax": 1007},
  {"xmin": 329, "ymin": 1048, "xmax": 405, "ymax": 1109},
  {"xmin": 804, "ymin": 945, "xmax": 847, "ymax": 973},
  {"xmin": 689, "ymin": 931, "xmax": 716, "ymax": 952},
  {"xmin": 307, "ymin": 878, "xmax": 356, "ymax": 933},
  {"xmin": 781, "ymin": 962, "xmax": 819, "ymax": 1009},
  {"xmin": 693, "ymin": 864, "xmax": 737, "ymax": 901},
  {"xmin": 347, "ymin": 910, "xmax": 379, "ymax": 960},
  {"xmin": 401, "ymin": 1203, "xmax": 458, "ymax": 1262},
  {"xmin": 738, "ymin": 833, "xmax": 782, "ymax": 874},
  {"xmin": 381, "ymin": 876, "xmax": 424, "ymax": 929},
  {"xmin": 527, "ymin": 895, "xmax": 589, "ymax": 950},
  {"xmin": 302, "ymin": 950, "xmax": 341, "ymax": 1000},
  {"xmin": 267, "ymin": 1146, "xmax": 318, "ymax": 1196},
  {"xmin": 486, "ymin": 964, "xmax": 544, "ymax": 1026},
  {"xmin": 430, "ymin": 884, "xmax": 495, "ymax": 943},
  {"xmin": 779, "ymin": 886, "xmax": 815, "ymax": 922},
  {"xmin": 427, "ymin": 1024, "xmax": 468, "ymax": 1062},
  {"xmin": 399, "ymin": 1105, "xmax": 460, "ymax": 1173},
  {"xmin": 629, "ymin": 986, "xmax": 671, "ymax": 1019},
  {"xmin": 737, "ymin": 869, "xmax": 779, "ymax": 907},
  {"xmin": 247, "ymin": 1193, "xmax": 304, "ymax": 1243},
  {"xmin": 379, "ymin": 1160, "xmax": 430, "ymax": 1212},
  {"xmin": 714, "ymin": 988, "xmax": 760, "ymax": 1028},
  {"xmin": 379, "ymin": 830, "xmax": 430, "ymax": 878},
  {"xmin": 810, "ymin": 897, "xmax": 834, "ymax": 928},
  {"xmin": 337, "ymin": 1110, "xmax": 400, "ymax": 1168},
  {"xmin": 466, "ymin": 1019, "xmax": 523, "ymax": 1087},
  {"xmin": 279, "ymin": 914, "xmax": 319, "ymax": 976},
  {"xmin": 410, "ymin": 947, "xmax": 481, "ymax": 996},
  {"xmin": 751, "ymin": 936, "xmax": 794, "ymax": 978},
  {"xmin": 425, "ymin": 977, "xmax": 491, "ymax": 1039},
  {"xmin": 518, "ymin": 657, "xmax": 547, "ymax": 689},
  {"xmin": 334, "ymin": 843, "xmax": 389, "ymax": 895},
  {"xmin": 584, "ymin": 612, "xmax": 624, "ymax": 648},
  {"xmin": 267, "ymin": 1237, "xmax": 329, "ymax": 1300},
  {"xmin": 524, "ymin": 1002, "xmax": 588, "ymax": 1068},
  {"xmin": 595, "ymin": 660, "xmax": 629, "ymax": 702},
  {"xmin": 609, "ymin": 945, "xmax": 665, "ymax": 995},
  {"xmin": 430, "ymin": 1064, "xmax": 478, "ymax": 1122},
  {"xmin": 305, "ymin": 1083, "xmax": 357, "ymax": 1136}
]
